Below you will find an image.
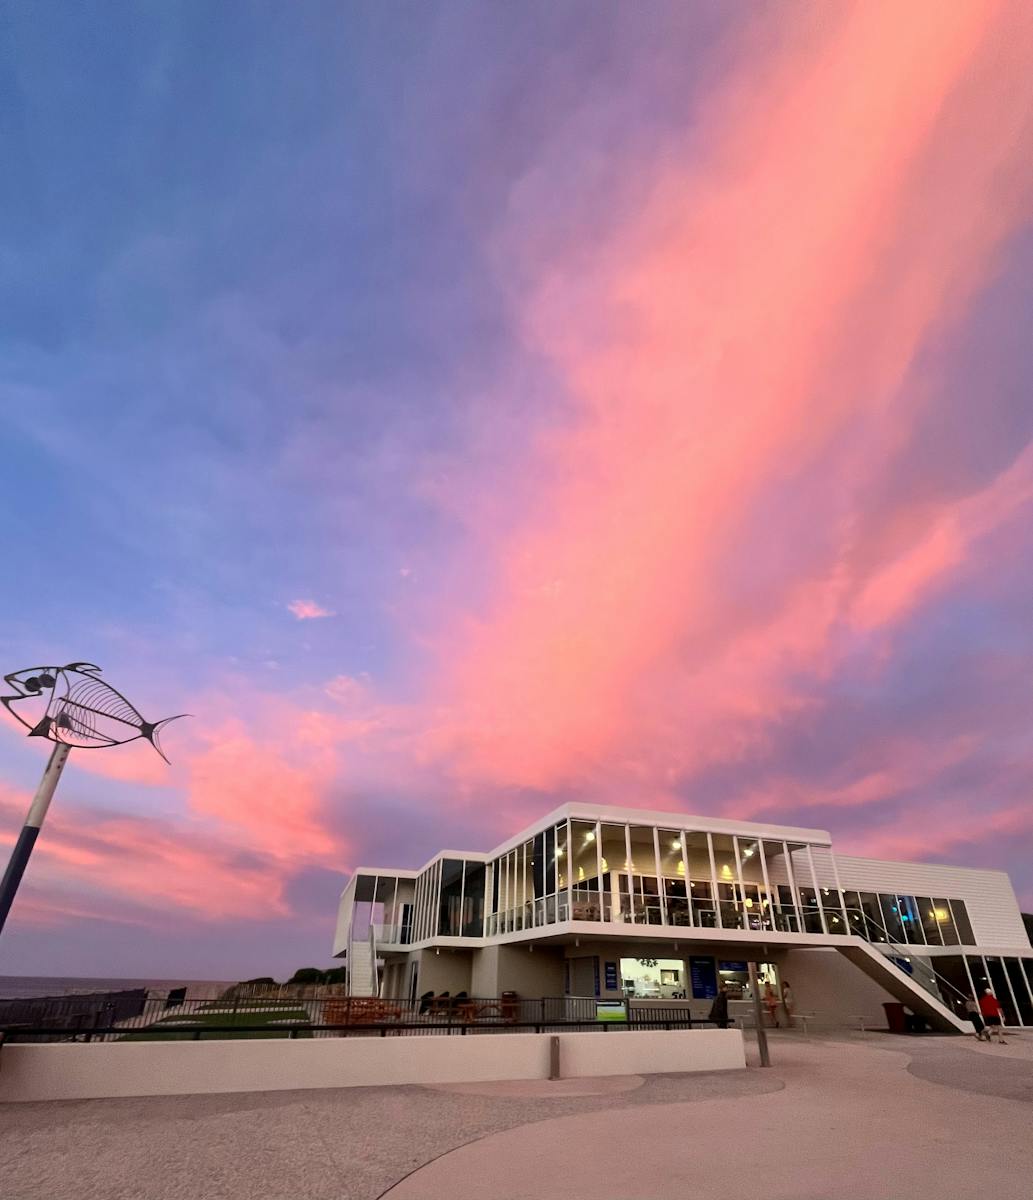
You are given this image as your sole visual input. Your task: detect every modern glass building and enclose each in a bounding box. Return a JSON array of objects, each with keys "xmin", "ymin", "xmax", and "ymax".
[{"xmin": 334, "ymin": 803, "xmax": 1033, "ymax": 1031}]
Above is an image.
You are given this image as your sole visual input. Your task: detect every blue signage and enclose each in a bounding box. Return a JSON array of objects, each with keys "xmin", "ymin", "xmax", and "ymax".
[
  {"xmin": 719, "ymin": 961, "xmax": 748, "ymax": 972},
  {"xmin": 604, "ymin": 961, "xmax": 619, "ymax": 991},
  {"xmin": 690, "ymin": 956, "xmax": 718, "ymax": 999}
]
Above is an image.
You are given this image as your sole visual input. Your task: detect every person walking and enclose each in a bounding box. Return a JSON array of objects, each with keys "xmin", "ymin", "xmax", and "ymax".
[
  {"xmin": 781, "ymin": 979, "xmax": 795, "ymax": 1028},
  {"xmin": 708, "ymin": 982, "xmax": 730, "ymax": 1029},
  {"xmin": 978, "ymin": 988, "xmax": 1007, "ymax": 1043},
  {"xmin": 763, "ymin": 981, "xmax": 780, "ymax": 1028},
  {"xmin": 965, "ymin": 997, "xmax": 988, "ymax": 1041}
]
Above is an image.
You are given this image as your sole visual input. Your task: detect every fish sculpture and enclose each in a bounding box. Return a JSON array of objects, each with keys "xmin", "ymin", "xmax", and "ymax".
[{"xmin": 1, "ymin": 662, "xmax": 186, "ymax": 763}]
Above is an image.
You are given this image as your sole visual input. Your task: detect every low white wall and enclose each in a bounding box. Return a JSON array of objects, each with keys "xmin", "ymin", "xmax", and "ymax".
[
  {"xmin": 0, "ymin": 1029, "xmax": 745, "ymax": 1103},
  {"xmin": 559, "ymin": 1029, "xmax": 745, "ymax": 1077}
]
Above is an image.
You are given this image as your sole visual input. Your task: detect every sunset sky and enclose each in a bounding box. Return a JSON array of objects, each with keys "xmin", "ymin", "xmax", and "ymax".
[{"xmin": 2, "ymin": 1, "xmax": 1033, "ymax": 981}]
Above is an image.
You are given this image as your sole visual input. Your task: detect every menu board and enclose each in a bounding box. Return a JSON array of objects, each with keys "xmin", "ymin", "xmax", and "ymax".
[
  {"xmin": 690, "ymin": 955, "xmax": 718, "ymax": 999},
  {"xmin": 604, "ymin": 961, "xmax": 619, "ymax": 991}
]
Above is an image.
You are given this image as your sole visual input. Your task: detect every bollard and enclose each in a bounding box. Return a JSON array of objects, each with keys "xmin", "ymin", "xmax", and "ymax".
[{"xmin": 548, "ymin": 1035, "xmax": 561, "ymax": 1081}]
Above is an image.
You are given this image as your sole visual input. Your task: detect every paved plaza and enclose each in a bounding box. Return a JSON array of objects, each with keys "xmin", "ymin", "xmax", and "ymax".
[{"xmin": 2, "ymin": 1031, "xmax": 1032, "ymax": 1200}]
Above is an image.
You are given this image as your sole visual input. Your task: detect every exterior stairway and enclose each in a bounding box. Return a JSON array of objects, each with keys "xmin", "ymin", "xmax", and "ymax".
[
  {"xmin": 347, "ymin": 936, "xmax": 378, "ymax": 997},
  {"xmin": 837, "ymin": 940, "xmax": 968, "ymax": 1032}
]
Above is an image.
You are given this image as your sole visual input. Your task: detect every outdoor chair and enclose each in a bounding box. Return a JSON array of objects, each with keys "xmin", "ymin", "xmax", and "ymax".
[{"xmin": 425, "ymin": 991, "xmax": 451, "ymax": 1016}]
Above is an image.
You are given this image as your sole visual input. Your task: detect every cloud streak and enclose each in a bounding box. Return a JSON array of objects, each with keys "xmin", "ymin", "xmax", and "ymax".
[{"xmin": 288, "ymin": 600, "xmax": 335, "ymax": 620}]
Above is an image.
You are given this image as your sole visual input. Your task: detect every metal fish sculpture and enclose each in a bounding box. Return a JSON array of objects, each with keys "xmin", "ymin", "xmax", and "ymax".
[{"xmin": 1, "ymin": 662, "xmax": 187, "ymax": 763}]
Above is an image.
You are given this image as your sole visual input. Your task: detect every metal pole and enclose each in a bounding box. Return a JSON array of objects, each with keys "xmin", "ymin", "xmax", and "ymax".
[
  {"xmin": 0, "ymin": 744, "xmax": 71, "ymax": 936},
  {"xmin": 747, "ymin": 961, "xmax": 771, "ymax": 1067}
]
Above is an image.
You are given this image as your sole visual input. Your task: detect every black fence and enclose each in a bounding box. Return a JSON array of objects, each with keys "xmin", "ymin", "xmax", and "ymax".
[
  {"xmin": 0, "ymin": 989, "xmax": 150, "ymax": 1033},
  {"xmin": 0, "ymin": 989, "xmax": 720, "ymax": 1044}
]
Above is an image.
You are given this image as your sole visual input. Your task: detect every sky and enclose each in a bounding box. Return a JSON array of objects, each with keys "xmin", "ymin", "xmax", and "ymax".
[{"xmin": 1, "ymin": 0, "xmax": 1032, "ymax": 981}]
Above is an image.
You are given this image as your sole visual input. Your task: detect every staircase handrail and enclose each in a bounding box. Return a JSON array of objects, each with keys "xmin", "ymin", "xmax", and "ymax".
[{"xmin": 841, "ymin": 905, "xmax": 970, "ymax": 1011}]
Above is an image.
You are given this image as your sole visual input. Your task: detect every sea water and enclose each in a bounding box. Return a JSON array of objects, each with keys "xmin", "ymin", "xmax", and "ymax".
[{"xmin": 0, "ymin": 975, "xmax": 234, "ymax": 999}]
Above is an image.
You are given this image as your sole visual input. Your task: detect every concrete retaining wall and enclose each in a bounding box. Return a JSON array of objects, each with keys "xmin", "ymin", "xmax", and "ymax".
[
  {"xmin": 0, "ymin": 1028, "xmax": 744, "ymax": 1103},
  {"xmin": 558, "ymin": 1028, "xmax": 744, "ymax": 1078}
]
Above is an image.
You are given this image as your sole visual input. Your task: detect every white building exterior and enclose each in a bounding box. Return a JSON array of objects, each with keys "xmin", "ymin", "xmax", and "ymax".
[{"xmin": 333, "ymin": 802, "xmax": 1033, "ymax": 1033}]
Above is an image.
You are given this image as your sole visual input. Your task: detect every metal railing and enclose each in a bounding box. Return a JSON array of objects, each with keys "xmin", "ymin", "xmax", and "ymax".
[
  {"xmin": 839, "ymin": 906, "xmax": 971, "ymax": 1014},
  {"xmin": 0, "ymin": 991, "xmax": 722, "ymax": 1043}
]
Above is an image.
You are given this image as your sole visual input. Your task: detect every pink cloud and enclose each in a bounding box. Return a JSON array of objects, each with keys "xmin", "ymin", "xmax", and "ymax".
[
  {"xmin": 413, "ymin": 0, "xmax": 1033, "ymax": 794},
  {"xmin": 850, "ymin": 442, "xmax": 1033, "ymax": 632},
  {"xmin": 0, "ymin": 783, "xmax": 290, "ymax": 920},
  {"xmin": 288, "ymin": 599, "xmax": 334, "ymax": 620}
]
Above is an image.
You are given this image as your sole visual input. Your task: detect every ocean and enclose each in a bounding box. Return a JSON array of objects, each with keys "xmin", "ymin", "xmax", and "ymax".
[{"xmin": 0, "ymin": 975, "xmax": 234, "ymax": 999}]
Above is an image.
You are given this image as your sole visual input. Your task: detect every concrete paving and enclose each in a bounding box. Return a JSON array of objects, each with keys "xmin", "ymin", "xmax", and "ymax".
[
  {"xmin": 388, "ymin": 1032, "xmax": 1033, "ymax": 1199},
  {"xmin": 1, "ymin": 1031, "xmax": 1031, "ymax": 1200}
]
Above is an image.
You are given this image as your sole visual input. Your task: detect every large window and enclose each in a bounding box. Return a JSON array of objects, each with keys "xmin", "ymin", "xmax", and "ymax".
[
  {"xmin": 932, "ymin": 898, "xmax": 959, "ymax": 945},
  {"xmin": 686, "ymin": 832, "xmax": 716, "ymax": 927},
  {"xmin": 628, "ymin": 826, "xmax": 661, "ymax": 923},
  {"xmin": 963, "ymin": 954, "xmax": 1033, "ymax": 1027},
  {"xmin": 438, "ymin": 859, "xmax": 464, "ymax": 936},
  {"xmin": 879, "ymin": 894, "xmax": 905, "ymax": 942},
  {"xmin": 951, "ymin": 899, "xmax": 975, "ymax": 944},
  {"xmin": 985, "ymin": 957, "xmax": 1020, "ymax": 1026},
  {"xmin": 571, "ymin": 820, "xmax": 601, "ymax": 920},
  {"xmin": 462, "ymin": 862, "xmax": 486, "ymax": 937},
  {"xmin": 1005, "ymin": 959, "xmax": 1033, "ymax": 1026}
]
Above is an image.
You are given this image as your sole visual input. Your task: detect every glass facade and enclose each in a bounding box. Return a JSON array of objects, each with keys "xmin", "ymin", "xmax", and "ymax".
[{"xmin": 391, "ymin": 821, "xmax": 989, "ymax": 963}]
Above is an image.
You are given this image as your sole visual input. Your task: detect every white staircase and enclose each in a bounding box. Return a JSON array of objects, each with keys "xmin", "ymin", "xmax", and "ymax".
[
  {"xmin": 837, "ymin": 940, "xmax": 968, "ymax": 1032},
  {"xmin": 346, "ymin": 930, "xmax": 378, "ymax": 997}
]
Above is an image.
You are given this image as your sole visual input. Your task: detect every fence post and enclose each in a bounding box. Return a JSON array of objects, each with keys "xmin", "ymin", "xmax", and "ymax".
[{"xmin": 548, "ymin": 1035, "xmax": 561, "ymax": 1081}]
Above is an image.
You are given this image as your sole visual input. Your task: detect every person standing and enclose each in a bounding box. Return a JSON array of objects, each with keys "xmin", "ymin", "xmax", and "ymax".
[
  {"xmin": 763, "ymin": 981, "xmax": 780, "ymax": 1028},
  {"xmin": 978, "ymin": 988, "xmax": 1007, "ymax": 1043},
  {"xmin": 965, "ymin": 997, "xmax": 988, "ymax": 1042},
  {"xmin": 781, "ymin": 979, "xmax": 795, "ymax": 1028},
  {"xmin": 708, "ymin": 982, "xmax": 730, "ymax": 1029}
]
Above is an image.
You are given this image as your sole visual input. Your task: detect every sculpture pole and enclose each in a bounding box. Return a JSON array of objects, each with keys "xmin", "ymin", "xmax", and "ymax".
[{"xmin": 0, "ymin": 744, "xmax": 72, "ymax": 935}]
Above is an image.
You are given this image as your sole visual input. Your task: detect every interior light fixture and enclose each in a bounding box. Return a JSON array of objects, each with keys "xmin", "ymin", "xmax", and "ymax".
[{"xmin": 585, "ymin": 831, "xmax": 595, "ymax": 842}]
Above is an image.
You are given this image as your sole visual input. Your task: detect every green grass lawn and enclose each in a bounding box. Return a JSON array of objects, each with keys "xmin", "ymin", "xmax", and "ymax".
[{"xmin": 122, "ymin": 1009, "xmax": 313, "ymax": 1041}]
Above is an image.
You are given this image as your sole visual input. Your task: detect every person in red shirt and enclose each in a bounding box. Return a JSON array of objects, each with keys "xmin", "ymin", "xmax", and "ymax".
[{"xmin": 978, "ymin": 989, "xmax": 1007, "ymax": 1044}]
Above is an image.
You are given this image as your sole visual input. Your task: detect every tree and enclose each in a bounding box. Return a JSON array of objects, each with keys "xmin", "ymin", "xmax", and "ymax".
[
  {"xmin": 636, "ymin": 958, "xmax": 659, "ymax": 968},
  {"xmin": 288, "ymin": 967, "xmax": 327, "ymax": 984}
]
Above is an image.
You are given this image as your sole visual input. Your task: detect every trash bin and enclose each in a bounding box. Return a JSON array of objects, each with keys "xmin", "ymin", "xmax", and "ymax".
[{"xmin": 883, "ymin": 1001, "xmax": 907, "ymax": 1033}]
